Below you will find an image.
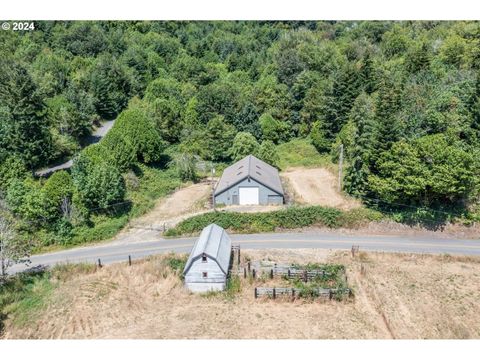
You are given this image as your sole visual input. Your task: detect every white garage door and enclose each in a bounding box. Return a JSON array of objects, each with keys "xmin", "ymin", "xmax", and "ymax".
[{"xmin": 239, "ymin": 187, "xmax": 259, "ymax": 205}]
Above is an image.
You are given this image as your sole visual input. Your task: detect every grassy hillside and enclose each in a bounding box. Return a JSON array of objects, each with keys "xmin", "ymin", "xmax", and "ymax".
[{"xmin": 276, "ymin": 139, "xmax": 334, "ymax": 170}]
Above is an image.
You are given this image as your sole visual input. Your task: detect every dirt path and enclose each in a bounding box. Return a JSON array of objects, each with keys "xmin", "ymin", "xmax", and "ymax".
[
  {"xmin": 35, "ymin": 120, "xmax": 116, "ymax": 177},
  {"xmin": 131, "ymin": 182, "xmax": 212, "ymax": 229},
  {"xmin": 281, "ymin": 167, "xmax": 361, "ymax": 210}
]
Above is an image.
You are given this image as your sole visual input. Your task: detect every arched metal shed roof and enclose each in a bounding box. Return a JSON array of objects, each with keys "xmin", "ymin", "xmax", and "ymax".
[{"xmin": 183, "ymin": 223, "xmax": 232, "ymax": 275}]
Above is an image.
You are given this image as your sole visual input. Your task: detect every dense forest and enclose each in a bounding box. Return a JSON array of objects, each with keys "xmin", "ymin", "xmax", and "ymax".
[{"xmin": 1, "ymin": 21, "xmax": 480, "ymax": 249}]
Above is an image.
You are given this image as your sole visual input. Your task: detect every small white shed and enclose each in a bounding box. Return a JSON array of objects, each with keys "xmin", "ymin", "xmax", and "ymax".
[{"xmin": 183, "ymin": 223, "xmax": 232, "ymax": 293}]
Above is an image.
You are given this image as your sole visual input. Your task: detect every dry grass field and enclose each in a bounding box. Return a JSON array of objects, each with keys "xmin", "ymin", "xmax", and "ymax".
[{"xmin": 2, "ymin": 249, "xmax": 480, "ymax": 339}]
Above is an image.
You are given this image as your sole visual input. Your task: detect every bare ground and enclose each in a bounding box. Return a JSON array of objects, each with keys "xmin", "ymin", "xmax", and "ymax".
[
  {"xmin": 4, "ymin": 250, "xmax": 480, "ymax": 339},
  {"xmin": 132, "ymin": 182, "xmax": 212, "ymax": 228},
  {"xmin": 281, "ymin": 167, "xmax": 361, "ymax": 210}
]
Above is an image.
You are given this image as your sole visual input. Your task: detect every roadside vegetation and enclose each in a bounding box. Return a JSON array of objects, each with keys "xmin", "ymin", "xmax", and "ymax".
[
  {"xmin": 1, "ymin": 21, "xmax": 480, "ymax": 257},
  {"xmin": 165, "ymin": 206, "xmax": 383, "ymax": 236}
]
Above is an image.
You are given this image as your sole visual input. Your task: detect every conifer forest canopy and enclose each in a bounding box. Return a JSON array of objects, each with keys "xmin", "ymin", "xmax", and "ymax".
[{"xmin": 1, "ymin": 21, "xmax": 480, "ymax": 248}]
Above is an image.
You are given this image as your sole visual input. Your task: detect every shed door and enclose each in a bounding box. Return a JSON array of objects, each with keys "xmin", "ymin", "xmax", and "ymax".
[{"xmin": 239, "ymin": 187, "xmax": 259, "ymax": 205}]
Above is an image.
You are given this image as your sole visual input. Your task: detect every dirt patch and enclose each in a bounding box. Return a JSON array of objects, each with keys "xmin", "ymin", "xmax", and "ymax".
[
  {"xmin": 281, "ymin": 167, "xmax": 361, "ymax": 210},
  {"xmin": 130, "ymin": 182, "xmax": 211, "ymax": 229},
  {"xmin": 4, "ymin": 250, "xmax": 480, "ymax": 339}
]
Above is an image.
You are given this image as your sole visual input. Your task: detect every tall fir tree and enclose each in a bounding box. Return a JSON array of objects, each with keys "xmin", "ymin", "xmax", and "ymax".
[
  {"xmin": 344, "ymin": 93, "xmax": 378, "ymax": 197},
  {"xmin": 374, "ymin": 76, "xmax": 403, "ymax": 156},
  {"xmin": 0, "ymin": 58, "xmax": 53, "ymax": 168},
  {"xmin": 331, "ymin": 63, "xmax": 362, "ymax": 136}
]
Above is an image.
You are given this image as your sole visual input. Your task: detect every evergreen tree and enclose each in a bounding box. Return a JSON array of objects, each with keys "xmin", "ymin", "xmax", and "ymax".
[
  {"xmin": 90, "ymin": 54, "xmax": 132, "ymax": 119},
  {"xmin": 331, "ymin": 64, "xmax": 362, "ymax": 135},
  {"xmin": 232, "ymin": 102, "xmax": 262, "ymax": 139},
  {"xmin": 359, "ymin": 52, "xmax": 377, "ymax": 94},
  {"xmin": 0, "ymin": 58, "xmax": 53, "ymax": 168},
  {"xmin": 344, "ymin": 93, "xmax": 378, "ymax": 196},
  {"xmin": 375, "ymin": 76, "xmax": 404, "ymax": 155},
  {"xmin": 405, "ymin": 42, "xmax": 431, "ymax": 73}
]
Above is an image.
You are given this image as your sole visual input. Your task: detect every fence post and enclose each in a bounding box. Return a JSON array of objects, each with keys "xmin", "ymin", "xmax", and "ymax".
[
  {"xmin": 128, "ymin": 255, "xmax": 132, "ymax": 266},
  {"xmin": 247, "ymin": 261, "xmax": 251, "ymax": 274},
  {"xmin": 329, "ymin": 289, "xmax": 333, "ymax": 300},
  {"xmin": 97, "ymin": 258, "xmax": 102, "ymax": 268},
  {"xmin": 252, "ymin": 269, "xmax": 256, "ymax": 279},
  {"xmin": 288, "ymin": 269, "xmax": 291, "ymax": 277},
  {"xmin": 303, "ymin": 270, "xmax": 307, "ymax": 283},
  {"xmin": 270, "ymin": 269, "xmax": 274, "ymax": 279},
  {"xmin": 292, "ymin": 288, "xmax": 295, "ymax": 300},
  {"xmin": 238, "ymin": 247, "xmax": 241, "ymax": 264},
  {"xmin": 273, "ymin": 287, "xmax": 276, "ymax": 299},
  {"xmin": 254, "ymin": 287, "xmax": 258, "ymax": 299},
  {"xmin": 244, "ymin": 267, "xmax": 247, "ymax": 279}
]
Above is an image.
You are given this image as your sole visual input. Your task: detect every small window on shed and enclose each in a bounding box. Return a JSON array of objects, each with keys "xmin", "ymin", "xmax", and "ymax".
[
  {"xmin": 202, "ymin": 255, "xmax": 207, "ymax": 262},
  {"xmin": 202, "ymin": 272, "xmax": 208, "ymax": 278}
]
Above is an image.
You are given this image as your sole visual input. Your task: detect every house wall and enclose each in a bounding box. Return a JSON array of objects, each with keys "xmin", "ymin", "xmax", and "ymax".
[
  {"xmin": 214, "ymin": 178, "xmax": 283, "ymax": 205},
  {"xmin": 184, "ymin": 256, "xmax": 226, "ymax": 293},
  {"xmin": 186, "ymin": 282, "xmax": 226, "ymax": 293}
]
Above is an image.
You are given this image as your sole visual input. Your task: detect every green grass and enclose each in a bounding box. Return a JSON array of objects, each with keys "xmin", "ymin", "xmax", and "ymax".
[
  {"xmin": 127, "ymin": 164, "xmax": 183, "ymax": 218},
  {"xmin": 0, "ymin": 272, "xmax": 54, "ymax": 330},
  {"xmin": 200, "ymin": 275, "xmax": 242, "ymax": 301},
  {"xmin": 165, "ymin": 206, "xmax": 384, "ymax": 237},
  {"xmin": 276, "ymin": 138, "xmax": 334, "ymax": 170},
  {"xmin": 287, "ymin": 263, "xmax": 351, "ymax": 300}
]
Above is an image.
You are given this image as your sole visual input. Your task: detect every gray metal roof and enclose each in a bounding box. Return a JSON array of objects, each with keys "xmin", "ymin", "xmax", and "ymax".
[
  {"xmin": 214, "ymin": 155, "xmax": 284, "ymax": 196},
  {"xmin": 183, "ymin": 223, "xmax": 232, "ymax": 275}
]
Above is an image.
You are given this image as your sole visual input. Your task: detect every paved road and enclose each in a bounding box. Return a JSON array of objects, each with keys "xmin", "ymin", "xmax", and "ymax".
[
  {"xmin": 9, "ymin": 231, "xmax": 480, "ymax": 274},
  {"xmin": 35, "ymin": 120, "xmax": 116, "ymax": 177}
]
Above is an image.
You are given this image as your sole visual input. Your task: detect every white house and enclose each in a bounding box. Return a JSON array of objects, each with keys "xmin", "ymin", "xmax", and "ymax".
[{"xmin": 183, "ymin": 223, "xmax": 232, "ymax": 293}]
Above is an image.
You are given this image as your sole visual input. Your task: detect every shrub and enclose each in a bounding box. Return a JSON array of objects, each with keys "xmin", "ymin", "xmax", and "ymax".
[
  {"xmin": 165, "ymin": 206, "xmax": 344, "ymax": 236},
  {"xmin": 259, "ymin": 113, "xmax": 290, "ymax": 144},
  {"xmin": 71, "ymin": 150, "xmax": 126, "ymax": 212},
  {"xmin": 0, "ymin": 156, "xmax": 28, "ymax": 192},
  {"xmin": 255, "ymin": 140, "xmax": 279, "ymax": 168},
  {"xmin": 229, "ymin": 132, "xmax": 260, "ymax": 161}
]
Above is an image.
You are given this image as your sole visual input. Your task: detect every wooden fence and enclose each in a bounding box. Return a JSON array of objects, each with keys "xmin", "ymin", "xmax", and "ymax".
[
  {"xmin": 232, "ymin": 262, "xmax": 335, "ymax": 282},
  {"xmin": 254, "ymin": 287, "xmax": 351, "ymax": 300}
]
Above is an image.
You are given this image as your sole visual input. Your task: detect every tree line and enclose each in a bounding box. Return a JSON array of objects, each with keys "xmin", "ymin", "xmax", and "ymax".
[{"xmin": 1, "ymin": 21, "xmax": 480, "ymax": 259}]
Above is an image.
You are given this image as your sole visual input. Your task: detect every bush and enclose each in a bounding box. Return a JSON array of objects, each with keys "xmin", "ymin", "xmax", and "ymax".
[
  {"xmin": 71, "ymin": 150, "xmax": 126, "ymax": 212},
  {"xmin": 256, "ymin": 140, "xmax": 279, "ymax": 168},
  {"xmin": 0, "ymin": 156, "xmax": 28, "ymax": 192},
  {"xmin": 103, "ymin": 106, "xmax": 165, "ymax": 165},
  {"xmin": 276, "ymin": 138, "xmax": 331, "ymax": 170},
  {"xmin": 310, "ymin": 120, "xmax": 330, "ymax": 153},
  {"xmin": 170, "ymin": 153, "xmax": 198, "ymax": 182},
  {"xmin": 229, "ymin": 132, "xmax": 259, "ymax": 161},
  {"xmin": 165, "ymin": 206, "xmax": 344, "ymax": 236},
  {"xmin": 259, "ymin": 113, "xmax": 290, "ymax": 144}
]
